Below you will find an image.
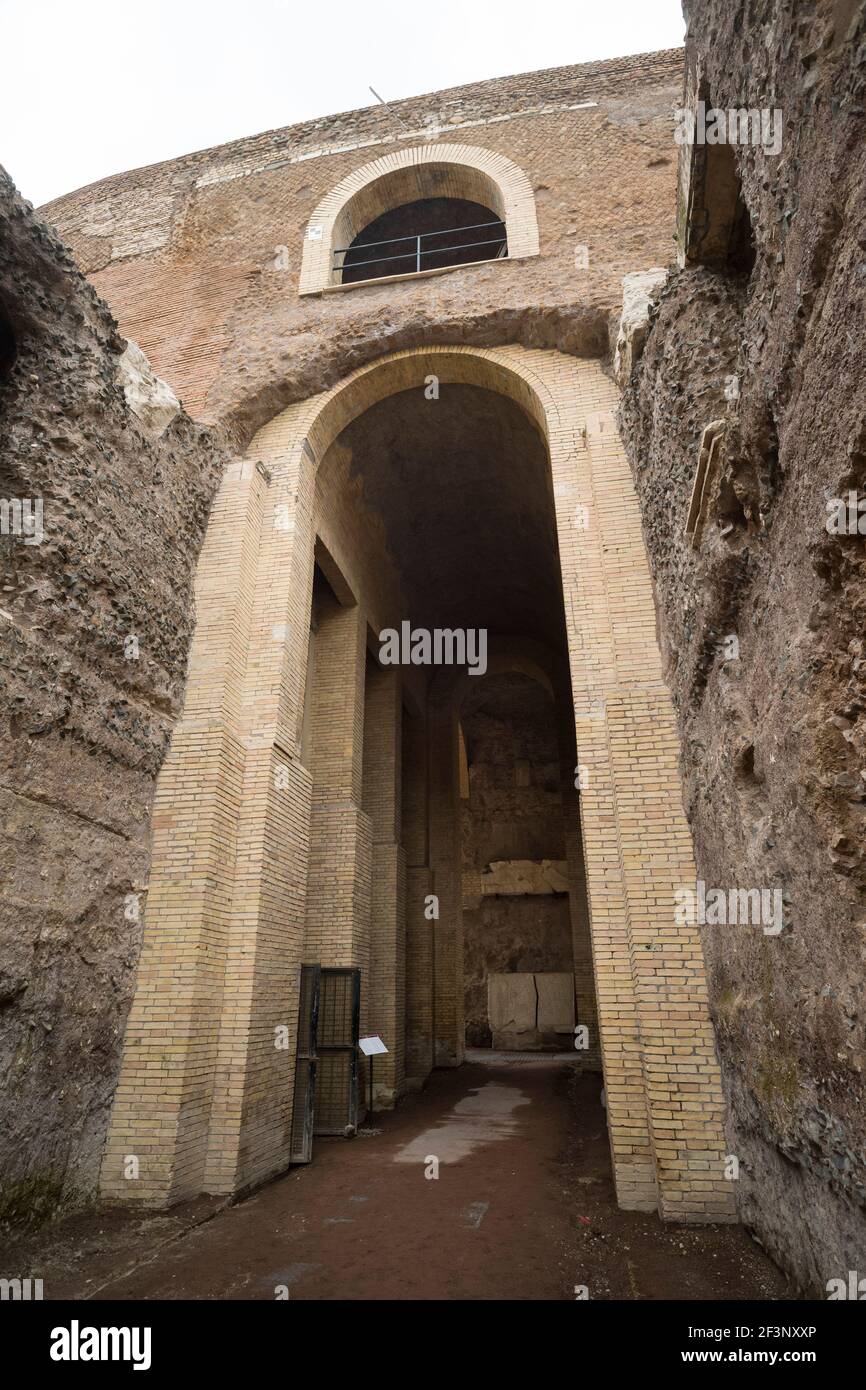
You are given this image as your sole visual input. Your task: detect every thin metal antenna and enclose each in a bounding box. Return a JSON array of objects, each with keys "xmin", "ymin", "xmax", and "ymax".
[{"xmin": 368, "ymin": 85, "xmax": 410, "ymax": 133}]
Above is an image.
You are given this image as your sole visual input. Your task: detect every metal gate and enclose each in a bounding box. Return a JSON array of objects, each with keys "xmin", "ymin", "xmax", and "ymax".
[
  {"xmin": 289, "ymin": 964, "xmax": 320, "ymax": 1163},
  {"xmin": 314, "ymin": 966, "xmax": 361, "ymax": 1137}
]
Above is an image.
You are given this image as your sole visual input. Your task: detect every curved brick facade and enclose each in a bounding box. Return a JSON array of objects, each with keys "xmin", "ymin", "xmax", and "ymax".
[{"xmin": 41, "ymin": 49, "xmax": 683, "ymax": 437}]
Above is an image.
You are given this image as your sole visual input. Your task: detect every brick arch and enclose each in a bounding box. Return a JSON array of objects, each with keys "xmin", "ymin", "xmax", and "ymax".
[
  {"xmin": 429, "ymin": 637, "xmax": 563, "ymax": 711},
  {"xmin": 299, "ymin": 144, "xmax": 540, "ymax": 293},
  {"xmin": 248, "ymin": 345, "xmax": 558, "ymax": 477},
  {"xmin": 100, "ymin": 343, "xmax": 735, "ymax": 1229}
]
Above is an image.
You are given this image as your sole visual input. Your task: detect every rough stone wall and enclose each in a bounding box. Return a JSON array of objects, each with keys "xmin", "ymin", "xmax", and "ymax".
[
  {"xmin": 619, "ymin": 2, "xmax": 866, "ymax": 1292},
  {"xmin": 0, "ymin": 169, "xmax": 227, "ymax": 1221},
  {"xmin": 460, "ymin": 676, "xmax": 572, "ymax": 1045},
  {"xmin": 464, "ymin": 898, "xmax": 572, "ymax": 1047},
  {"xmin": 37, "ymin": 50, "xmax": 684, "ymax": 444}
]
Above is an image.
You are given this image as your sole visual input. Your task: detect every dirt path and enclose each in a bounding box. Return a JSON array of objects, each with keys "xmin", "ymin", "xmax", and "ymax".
[{"xmin": 9, "ymin": 1055, "xmax": 792, "ymax": 1301}]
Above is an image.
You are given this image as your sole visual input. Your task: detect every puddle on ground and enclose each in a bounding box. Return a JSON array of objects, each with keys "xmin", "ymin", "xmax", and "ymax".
[
  {"xmin": 393, "ymin": 1082, "xmax": 530, "ymax": 1163},
  {"xmin": 463, "ymin": 1200, "xmax": 489, "ymax": 1228}
]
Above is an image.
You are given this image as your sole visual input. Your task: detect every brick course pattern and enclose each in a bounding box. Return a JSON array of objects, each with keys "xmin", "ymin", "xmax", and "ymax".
[
  {"xmin": 40, "ymin": 49, "xmax": 683, "ymax": 438},
  {"xmin": 298, "ymin": 143, "xmax": 540, "ymax": 293},
  {"xmin": 31, "ymin": 46, "xmax": 734, "ymax": 1224},
  {"xmin": 100, "ymin": 345, "xmax": 735, "ymax": 1222}
]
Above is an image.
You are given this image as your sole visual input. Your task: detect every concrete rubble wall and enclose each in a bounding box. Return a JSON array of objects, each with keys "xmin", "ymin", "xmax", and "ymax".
[
  {"xmin": 0, "ymin": 168, "xmax": 227, "ymax": 1221},
  {"xmin": 618, "ymin": 1, "xmax": 866, "ymax": 1292}
]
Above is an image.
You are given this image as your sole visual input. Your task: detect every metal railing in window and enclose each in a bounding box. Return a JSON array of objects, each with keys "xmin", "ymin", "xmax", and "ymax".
[{"xmin": 334, "ymin": 218, "xmax": 507, "ymax": 278}]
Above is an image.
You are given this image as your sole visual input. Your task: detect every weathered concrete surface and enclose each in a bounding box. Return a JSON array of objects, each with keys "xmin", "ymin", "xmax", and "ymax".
[
  {"xmin": 618, "ymin": 1, "xmax": 866, "ymax": 1294},
  {"xmin": 463, "ymin": 859, "xmax": 569, "ymax": 906},
  {"xmin": 0, "ymin": 168, "xmax": 227, "ymax": 1222},
  {"xmin": 488, "ymin": 971, "xmax": 574, "ymax": 1050},
  {"xmin": 117, "ymin": 339, "xmax": 180, "ymax": 436},
  {"xmin": 613, "ymin": 267, "xmax": 668, "ymax": 386}
]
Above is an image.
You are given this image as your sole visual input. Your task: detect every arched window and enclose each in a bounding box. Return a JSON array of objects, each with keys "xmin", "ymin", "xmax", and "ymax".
[
  {"xmin": 338, "ymin": 196, "xmax": 506, "ymax": 284},
  {"xmin": 299, "ymin": 144, "xmax": 539, "ymax": 295}
]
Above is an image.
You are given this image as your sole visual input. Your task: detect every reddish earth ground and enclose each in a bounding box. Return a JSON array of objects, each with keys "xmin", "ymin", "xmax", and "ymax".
[{"xmin": 6, "ymin": 1055, "xmax": 793, "ymax": 1301}]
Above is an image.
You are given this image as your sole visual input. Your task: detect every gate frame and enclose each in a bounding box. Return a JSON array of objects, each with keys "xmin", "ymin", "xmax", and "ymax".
[
  {"xmin": 313, "ymin": 966, "xmax": 361, "ymax": 1138},
  {"xmin": 289, "ymin": 964, "xmax": 320, "ymax": 1164}
]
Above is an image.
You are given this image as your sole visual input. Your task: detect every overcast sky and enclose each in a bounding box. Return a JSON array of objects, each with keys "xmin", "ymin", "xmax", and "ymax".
[{"xmin": 2, "ymin": 0, "xmax": 685, "ymax": 207}]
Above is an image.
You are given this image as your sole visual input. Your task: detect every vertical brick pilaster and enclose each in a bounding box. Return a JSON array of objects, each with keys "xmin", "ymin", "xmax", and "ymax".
[
  {"xmin": 304, "ymin": 593, "xmax": 372, "ymax": 994},
  {"xmin": 402, "ymin": 712, "xmax": 434, "ymax": 1088},
  {"xmin": 428, "ymin": 705, "xmax": 463, "ymax": 1067},
  {"xmin": 563, "ymin": 810, "xmax": 603, "ymax": 1073},
  {"xmin": 99, "ymin": 458, "xmax": 267, "ymax": 1204},
  {"xmin": 551, "ymin": 364, "xmax": 734, "ymax": 1222},
  {"xmin": 609, "ymin": 691, "xmax": 734, "ymax": 1222},
  {"xmin": 556, "ymin": 701, "xmax": 602, "ymax": 1073},
  {"xmin": 199, "ymin": 416, "xmax": 318, "ymax": 1195},
  {"xmin": 363, "ymin": 664, "xmax": 405, "ymax": 1105}
]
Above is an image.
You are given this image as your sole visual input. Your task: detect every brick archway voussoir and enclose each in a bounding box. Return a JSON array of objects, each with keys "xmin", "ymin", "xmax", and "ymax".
[{"xmin": 299, "ymin": 143, "xmax": 540, "ymax": 293}]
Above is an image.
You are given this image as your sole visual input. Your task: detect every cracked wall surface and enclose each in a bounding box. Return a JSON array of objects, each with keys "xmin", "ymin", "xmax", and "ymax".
[
  {"xmin": 0, "ymin": 168, "xmax": 227, "ymax": 1221},
  {"xmin": 618, "ymin": 0, "xmax": 866, "ymax": 1293}
]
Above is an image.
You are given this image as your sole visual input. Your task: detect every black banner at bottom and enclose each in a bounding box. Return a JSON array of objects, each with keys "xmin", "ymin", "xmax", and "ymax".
[{"xmin": 8, "ymin": 1298, "xmax": 861, "ymax": 1376}]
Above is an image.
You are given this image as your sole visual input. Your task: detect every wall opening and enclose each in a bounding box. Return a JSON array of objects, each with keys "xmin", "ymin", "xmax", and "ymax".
[
  {"xmin": 314, "ymin": 376, "xmax": 595, "ymax": 1071},
  {"xmin": 679, "ymin": 80, "xmax": 757, "ymax": 274},
  {"xmin": 102, "ymin": 345, "xmax": 733, "ymax": 1222},
  {"xmin": 0, "ymin": 298, "xmax": 17, "ymax": 379},
  {"xmin": 338, "ymin": 197, "xmax": 506, "ymax": 283},
  {"xmin": 298, "ymin": 146, "xmax": 539, "ymax": 293},
  {"xmin": 460, "ymin": 672, "xmax": 577, "ymax": 1051}
]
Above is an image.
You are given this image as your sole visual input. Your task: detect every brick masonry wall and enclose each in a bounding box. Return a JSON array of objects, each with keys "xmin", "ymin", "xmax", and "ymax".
[
  {"xmin": 38, "ymin": 50, "xmax": 683, "ymax": 442},
  {"xmin": 7, "ymin": 45, "xmax": 742, "ymax": 1227},
  {"xmin": 100, "ymin": 343, "xmax": 735, "ymax": 1221}
]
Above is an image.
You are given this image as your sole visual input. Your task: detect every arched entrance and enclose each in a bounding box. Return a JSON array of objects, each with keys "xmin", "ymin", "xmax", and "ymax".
[{"xmin": 99, "ymin": 346, "xmax": 734, "ymax": 1225}]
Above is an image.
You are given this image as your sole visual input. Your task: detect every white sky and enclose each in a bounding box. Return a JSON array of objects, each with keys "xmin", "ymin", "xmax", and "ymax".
[{"xmin": 1, "ymin": 0, "xmax": 685, "ymax": 207}]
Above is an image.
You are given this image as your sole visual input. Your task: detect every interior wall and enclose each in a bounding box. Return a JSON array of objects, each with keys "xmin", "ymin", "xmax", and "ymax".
[{"xmin": 460, "ymin": 674, "xmax": 574, "ymax": 1047}]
